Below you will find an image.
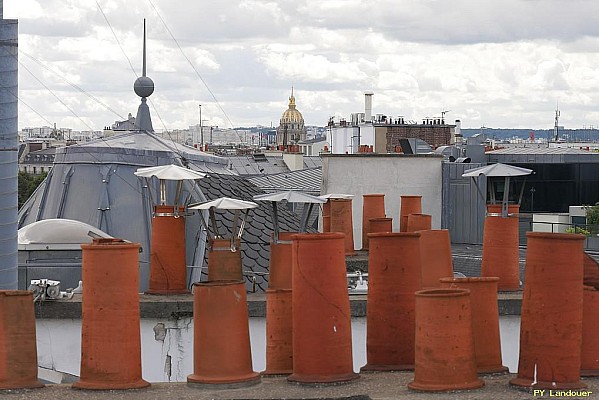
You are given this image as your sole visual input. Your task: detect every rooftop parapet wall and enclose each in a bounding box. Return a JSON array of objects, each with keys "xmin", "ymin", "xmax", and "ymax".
[
  {"xmin": 321, "ymin": 154, "xmax": 443, "ymax": 250},
  {"xmin": 32, "ymin": 292, "xmax": 524, "ymax": 320}
]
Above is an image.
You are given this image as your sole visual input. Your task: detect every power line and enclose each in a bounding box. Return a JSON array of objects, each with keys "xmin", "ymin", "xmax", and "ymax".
[
  {"xmin": 95, "ymin": 1, "xmax": 137, "ymax": 76},
  {"xmin": 147, "ymin": 0, "xmax": 257, "ymax": 157},
  {"xmin": 146, "ymin": 0, "xmax": 237, "ymax": 131},
  {"xmin": 20, "ymin": 50, "xmax": 126, "ymax": 121},
  {"xmin": 14, "ymin": 57, "xmax": 146, "ymax": 196},
  {"xmin": 95, "ymin": 1, "xmax": 190, "ymax": 162},
  {"xmin": 19, "ymin": 60, "xmax": 97, "ymax": 132}
]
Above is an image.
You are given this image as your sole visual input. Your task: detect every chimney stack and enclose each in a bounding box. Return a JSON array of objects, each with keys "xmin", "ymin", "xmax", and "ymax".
[
  {"xmin": 364, "ymin": 91, "xmax": 374, "ymax": 123},
  {"xmin": 453, "ymin": 119, "xmax": 463, "ymax": 145}
]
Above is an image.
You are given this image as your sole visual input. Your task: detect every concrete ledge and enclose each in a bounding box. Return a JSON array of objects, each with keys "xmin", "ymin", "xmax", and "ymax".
[
  {"xmin": 2, "ymin": 372, "xmax": 596, "ymax": 400},
  {"xmin": 34, "ymin": 292, "xmax": 520, "ymax": 319}
]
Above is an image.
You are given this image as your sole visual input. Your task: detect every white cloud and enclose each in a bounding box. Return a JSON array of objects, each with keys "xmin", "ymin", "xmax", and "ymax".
[{"xmin": 8, "ymin": 0, "xmax": 599, "ymax": 131}]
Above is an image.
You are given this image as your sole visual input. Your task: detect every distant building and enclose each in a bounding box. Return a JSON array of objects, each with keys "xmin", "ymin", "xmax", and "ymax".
[
  {"xmin": 19, "ymin": 147, "xmax": 56, "ymax": 175},
  {"xmin": 22, "ymin": 125, "xmax": 73, "ymax": 141},
  {"xmin": 298, "ymin": 136, "xmax": 327, "ymax": 156},
  {"xmin": 486, "ymin": 146, "xmax": 599, "ymax": 213},
  {"xmin": 276, "ymin": 88, "xmax": 307, "ymax": 146},
  {"xmin": 327, "ymin": 92, "xmax": 455, "ymax": 154},
  {"xmin": 103, "ymin": 113, "xmax": 136, "ymax": 137}
]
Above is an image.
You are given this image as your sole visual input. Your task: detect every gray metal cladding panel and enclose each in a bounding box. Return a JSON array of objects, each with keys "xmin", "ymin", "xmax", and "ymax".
[
  {"xmin": 444, "ymin": 163, "xmax": 486, "ymax": 244},
  {"xmin": 18, "ymin": 175, "xmax": 48, "ymax": 227}
]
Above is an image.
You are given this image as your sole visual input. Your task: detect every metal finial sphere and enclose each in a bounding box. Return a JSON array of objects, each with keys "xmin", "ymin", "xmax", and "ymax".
[{"xmin": 134, "ymin": 76, "xmax": 154, "ymax": 98}]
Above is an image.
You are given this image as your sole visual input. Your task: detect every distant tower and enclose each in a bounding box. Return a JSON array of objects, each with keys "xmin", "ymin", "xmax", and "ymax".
[
  {"xmin": 276, "ymin": 87, "xmax": 306, "ymax": 146},
  {"xmin": 134, "ymin": 19, "xmax": 154, "ymax": 133}
]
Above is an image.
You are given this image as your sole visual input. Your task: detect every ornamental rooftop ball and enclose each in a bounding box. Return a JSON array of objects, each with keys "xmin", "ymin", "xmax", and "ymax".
[{"xmin": 134, "ymin": 76, "xmax": 154, "ymax": 98}]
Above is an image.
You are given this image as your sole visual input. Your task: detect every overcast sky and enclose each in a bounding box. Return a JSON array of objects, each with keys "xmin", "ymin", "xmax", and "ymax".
[{"xmin": 7, "ymin": 0, "xmax": 599, "ymax": 131}]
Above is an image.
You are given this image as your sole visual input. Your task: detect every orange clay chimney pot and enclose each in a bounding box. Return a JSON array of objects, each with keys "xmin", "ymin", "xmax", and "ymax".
[
  {"xmin": 361, "ymin": 194, "xmax": 385, "ymax": 250},
  {"xmin": 440, "ymin": 277, "xmax": 508, "ymax": 374},
  {"xmin": 264, "ymin": 231, "xmax": 296, "ymax": 375},
  {"xmin": 419, "ymin": 229, "xmax": 453, "ymax": 288},
  {"xmin": 207, "ymin": 238, "xmax": 242, "ymax": 281},
  {"xmin": 481, "ymin": 204, "xmax": 521, "ymax": 291},
  {"xmin": 146, "ymin": 205, "xmax": 189, "ymax": 294},
  {"xmin": 409, "ymin": 288, "xmax": 484, "ymax": 392},
  {"xmin": 406, "ymin": 213, "xmax": 432, "ymax": 232},
  {"xmin": 362, "ymin": 232, "xmax": 422, "ymax": 371},
  {"xmin": 288, "ymin": 233, "xmax": 359, "ymax": 384},
  {"xmin": 264, "ymin": 288, "xmax": 293, "ymax": 375},
  {"xmin": 510, "ymin": 232, "xmax": 586, "ymax": 390},
  {"xmin": 264, "ymin": 232, "xmax": 296, "ymax": 375},
  {"xmin": 268, "ymin": 231, "xmax": 296, "ymax": 290},
  {"xmin": 400, "ymin": 195, "xmax": 422, "ymax": 232},
  {"xmin": 73, "ymin": 238, "xmax": 149, "ymax": 390},
  {"xmin": 581, "ymin": 286, "xmax": 599, "ymax": 376},
  {"xmin": 368, "ymin": 217, "xmax": 393, "ymax": 235},
  {"xmin": 0, "ymin": 291, "xmax": 44, "ymax": 390},
  {"xmin": 329, "ymin": 198, "xmax": 355, "ymax": 256},
  {"xmin": 187, "ymin": 281, "xmax": 260, "ymax": 387},
  {"xmin": 322, "ymin": 200, "xmax": 331, "ymax": 232}
]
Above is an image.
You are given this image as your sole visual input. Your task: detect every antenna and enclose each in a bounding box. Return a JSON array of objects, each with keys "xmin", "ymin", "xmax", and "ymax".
[
  {"xmin": 441, "ymin": 110, "xmax": 451, "ymax": 124},
  {"xmin": 199, "ymin": 104, "xmax": 203, "ymax": 146},
  {"xmin": 553, "ymin": 101, "xmax": 560, "ymax": 142}
]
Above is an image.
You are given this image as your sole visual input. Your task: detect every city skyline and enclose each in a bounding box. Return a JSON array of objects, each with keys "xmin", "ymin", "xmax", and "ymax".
[{"xmin": 8, "ymin": 0, "xmax": 599, "ymax": 131}]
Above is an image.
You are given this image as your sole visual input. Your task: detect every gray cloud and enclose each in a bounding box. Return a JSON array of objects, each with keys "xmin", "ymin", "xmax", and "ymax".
[{"xmin": 8, "ymin": 0, "xmax": 599, "ymax": 130}]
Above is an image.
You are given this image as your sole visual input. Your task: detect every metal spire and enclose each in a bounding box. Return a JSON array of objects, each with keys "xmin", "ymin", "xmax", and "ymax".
[
  {"xmin": 142, "ymin": 18, "xmax": 147, "ymax": 77},
  {"xmin": 133, "ymin": 18, "xmax": 154, "ymax": 133}
]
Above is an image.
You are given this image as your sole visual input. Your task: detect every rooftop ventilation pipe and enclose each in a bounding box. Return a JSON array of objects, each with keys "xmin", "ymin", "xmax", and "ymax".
[{"xmin": 0, "ymin": 4, "xmax": 18, "ymax": 289}]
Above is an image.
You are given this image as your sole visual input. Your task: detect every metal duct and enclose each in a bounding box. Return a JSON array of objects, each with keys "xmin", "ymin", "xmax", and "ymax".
[{"xmin": 0, "ymin": 7, "xmax": 18, "ymax": 290}]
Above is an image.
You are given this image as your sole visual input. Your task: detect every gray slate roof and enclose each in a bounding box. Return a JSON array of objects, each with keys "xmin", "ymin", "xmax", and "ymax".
[
  {"xmin": 227, "ymin": 155, "xmax": 288, "ymax": 176},
  {"xmin": 249, "ymin": 167, "xmax": 322, "ymax": 195},
  {"xmin": 226, "ymin": 154, "xmax": 322, "ymax": 177},
  {"xmin": 303, "ymin": 156, "xmax": 322, "ymax": 169},
  {"xmin": 197, "ymin": 174, "xmax": 308, "ymax": 292}
]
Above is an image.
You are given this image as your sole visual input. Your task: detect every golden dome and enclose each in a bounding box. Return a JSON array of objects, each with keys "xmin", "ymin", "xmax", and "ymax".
[{"xmin": 280, "ymin": 87, "xmax": 304, "ymax": 124}]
